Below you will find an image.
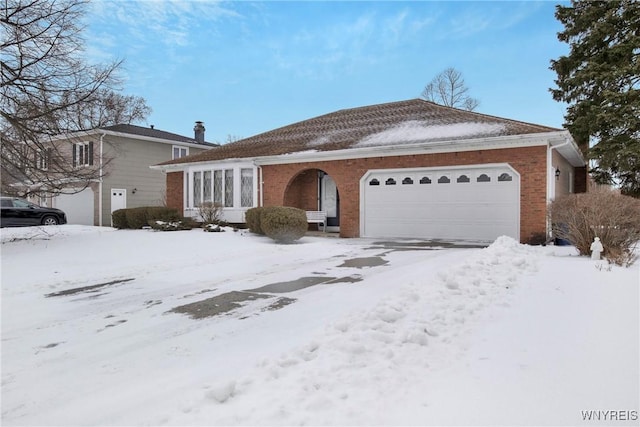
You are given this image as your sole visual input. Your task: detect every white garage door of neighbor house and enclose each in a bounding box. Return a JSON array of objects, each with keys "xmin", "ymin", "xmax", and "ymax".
[
  {"xmin": 361, "ymin": 165, "xmax": 520, "ymax": 242},
  {"xmin": 53, "ymin": 188, "xmax": 94, "ymax": 225}
]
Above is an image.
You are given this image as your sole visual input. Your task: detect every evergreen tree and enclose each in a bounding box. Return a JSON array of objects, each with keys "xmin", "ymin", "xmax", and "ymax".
[{"xmin": 550, "ymin": 0, "xmax": 640, "ymax": 197}]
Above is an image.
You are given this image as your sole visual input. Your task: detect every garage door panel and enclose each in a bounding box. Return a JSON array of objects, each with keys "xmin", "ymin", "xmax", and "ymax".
[{"xmin": 362, "ymin": 166, "xmax": 519, "ymax": 242}]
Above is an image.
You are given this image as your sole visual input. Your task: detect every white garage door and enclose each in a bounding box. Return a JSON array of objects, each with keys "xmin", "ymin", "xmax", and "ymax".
[
  {"xmin": 361, "ymin": 165, "xmax": 520, "ymax": 242},
  {"xmin": 53, "ymin": 188, "xmax": 95, "ymax": 225}
]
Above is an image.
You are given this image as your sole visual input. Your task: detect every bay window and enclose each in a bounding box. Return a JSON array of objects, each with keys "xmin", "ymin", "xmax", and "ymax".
[
  {"xmin": 224, "ymin": 169, "xmax": 234, "ymax": 207},
  {"xmin": 189, "ymin": 167, "xmax": 255, "ymax": 211},
  {"xmin": 241, "ymin": 168, "xmax": 253, "ymax": 207}
]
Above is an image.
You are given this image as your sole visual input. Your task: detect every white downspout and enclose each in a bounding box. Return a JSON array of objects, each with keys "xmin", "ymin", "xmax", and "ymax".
[
  {"xmin": 99, "ymin": 132, "xmax": 106, "ymax": 227},
  {"xmin": 258, "ymin": 165, "xmax": 263, "ymax": 207}
]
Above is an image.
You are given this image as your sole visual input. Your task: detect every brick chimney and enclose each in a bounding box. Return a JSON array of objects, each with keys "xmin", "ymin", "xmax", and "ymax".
[{"xmin": 194, "ymin": 121, "xmax": 205, "ymax": 144}]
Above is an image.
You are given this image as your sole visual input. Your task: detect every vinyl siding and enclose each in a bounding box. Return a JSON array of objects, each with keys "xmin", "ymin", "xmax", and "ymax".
[{"xmin": 101, "ymin": 136, "xmax": 208, "ymax": 224}]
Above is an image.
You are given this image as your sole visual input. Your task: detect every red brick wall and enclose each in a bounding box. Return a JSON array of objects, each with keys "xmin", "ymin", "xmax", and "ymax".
[
  {"xmin": 283, "ymin": 169, "xmax": 318, "ymax": 210},
  {"xmin": 261, "ymin": 146, "xmax": 549, "ymax": 242},
  {"xmin": 166, "ymin": 172, "xmax": 183, "ymax": 212}
]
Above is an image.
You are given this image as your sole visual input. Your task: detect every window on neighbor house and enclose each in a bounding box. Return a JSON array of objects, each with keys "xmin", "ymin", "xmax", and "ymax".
[
  {"xmin": 172, "ymin": 146, "xmax": 188, "ymax": 160},
  {"xmin": 36, "ymin": 148, "xmax": 52, "ymax": 170},
  {"xmin": 73, "ymin": 142, "xmax": 93, "ymax": 167},
  {"xmin": 241, "ymin": 168, "xmax": 253, "ymax": 207}
]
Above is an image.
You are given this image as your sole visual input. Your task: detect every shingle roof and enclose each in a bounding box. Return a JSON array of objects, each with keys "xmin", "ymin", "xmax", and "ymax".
[
  {"xmin": 101, "ymin": 124, "xmax": 216, "ymax": 146},
  {"xmin": 160, "ymin": 99, "xmax": 561, "ymax": 166}
]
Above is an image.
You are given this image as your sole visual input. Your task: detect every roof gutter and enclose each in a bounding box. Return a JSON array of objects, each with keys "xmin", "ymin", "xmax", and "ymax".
[
  {"xmin": 254, "ymin": 131, "xmax": 570, "ymax": 165},
  {"xmin": 48, "ymin": 129, "xmax": 215, "ymax": 149},
  {"xmin": 151, "ymin": 130, "xmax": 584, "ymax": 172},
  {"xmin": 150, "ymin": 130, "xmax": 584, "ymax": 172}
]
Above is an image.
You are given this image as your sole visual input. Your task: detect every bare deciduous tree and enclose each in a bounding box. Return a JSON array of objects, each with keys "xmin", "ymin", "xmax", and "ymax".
[
  {"xmin": 421, "ymin": 67, "xmax": 480, "ymax": 111},
  {"xmin": 60, "ymin": 89, "xmax": 151, "ymax": 131},
  {"xmin": 225, "ymin": 134, "xmax": 242, "ymax": 144},
  {"xmin": 1, "ymin": 0, "xmax": 150, "ymax": 197}
]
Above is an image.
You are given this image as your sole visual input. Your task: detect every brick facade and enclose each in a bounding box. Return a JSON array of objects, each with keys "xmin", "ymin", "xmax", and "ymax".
[
  {"xmin": 261, "ymin": 146, "xmax": 549, "ymax": 242},
  {"xmin": 166, "ymin": 172, "xmax": 183, "ymax": 212}
]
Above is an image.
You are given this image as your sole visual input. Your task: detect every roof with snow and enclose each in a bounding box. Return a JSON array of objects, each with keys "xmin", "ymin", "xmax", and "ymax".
[
  {"xmin": 101, "ymin": 124, "xmax": 217, "ymax": 146},
  {"xmin": 160, "ymin": 99, "xmax": 561, "ymax": 166}
]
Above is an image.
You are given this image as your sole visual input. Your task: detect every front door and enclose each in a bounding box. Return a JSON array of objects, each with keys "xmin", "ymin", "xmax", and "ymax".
[
  {"xmin": 110, "ymin": 189, "xmax": 126, "ymax": 226},
  {"xmin": 320, "ymin": 174, "xmax": 339, "ymax": 230}
]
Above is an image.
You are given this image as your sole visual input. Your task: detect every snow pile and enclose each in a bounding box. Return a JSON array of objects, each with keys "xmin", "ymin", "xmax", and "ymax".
[
  {"xmin": 2, "ymin": 227, "xmax": 637, "ymax": 426},
  {"xmin": 357, "ymin": 120, "xmax": 506, "ymax": 147},
  {"xmin": 171, "ymin": 236, "xmax": 539, "ymax": 425}
]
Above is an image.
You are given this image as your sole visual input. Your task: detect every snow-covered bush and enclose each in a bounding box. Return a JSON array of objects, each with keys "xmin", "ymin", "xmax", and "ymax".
[
  {"xmin": 149, "ymin": 220, "xmax": 193, "ymax": 231},
  {"xmin": 549, "ymin": 188, "xmax": 640, "ymax": 266},
  {"xmin": 203, "ymin": 224, "xmax": 226, "ymax": 232},
  {"xmin": 260, "ymin": 206, "xmax": 308, "ymax": 243}
]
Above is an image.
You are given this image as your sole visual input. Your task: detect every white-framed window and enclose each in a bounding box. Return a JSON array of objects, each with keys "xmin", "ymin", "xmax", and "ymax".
[
  {"xmin": 36, "ymin": 148, "xmax": 52, "ymax": 170},
  {"xmin": 189, "ymin": 167, "xmax": 255, "ymax": 210},
  {"xmin": 73, "ymin": 142, "xmax": 93, "ymax": 167},
  {"xmin": 213, "ymin": 170, "xmax": 222, "ymax": 205},
  {"xmin": 193, "ymin": 171, "xmax": 202, "ymax": 207},
  {"xmin": 173, "ymin": 146, "xmax": 188, "ymax": 160},
  {"xmin": 224, "ymin": 169, "xmax": 234, "ymax": 207},
  {"xmin": 241, "ymin": 168, "xmax": 253, "ymax": 207},
  {"xmin": 203, "ymin": 171, "xmax": 212, "ymax": 203}
]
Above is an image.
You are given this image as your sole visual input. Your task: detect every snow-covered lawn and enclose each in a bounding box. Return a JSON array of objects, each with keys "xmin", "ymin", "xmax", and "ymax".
[{"xmin": 1, "ymin": 226, "xmax": 638, "ymax": 426}]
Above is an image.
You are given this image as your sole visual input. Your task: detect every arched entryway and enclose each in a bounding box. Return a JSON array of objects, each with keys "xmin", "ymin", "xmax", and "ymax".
[{"xmin": 283, "ymin": 169, "xmax": 340, "ymax": 232}]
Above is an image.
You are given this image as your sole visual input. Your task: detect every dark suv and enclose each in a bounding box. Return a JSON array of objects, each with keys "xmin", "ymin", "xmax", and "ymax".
[{"xmin": 0, "ymin": 197, "xmax": 67, "ymax": 227}]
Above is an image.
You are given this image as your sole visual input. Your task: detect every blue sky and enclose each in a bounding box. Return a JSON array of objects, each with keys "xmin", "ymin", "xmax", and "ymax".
[{"xmin": 85, "ymin": 0, "xmax": 569, "ymax": 144}]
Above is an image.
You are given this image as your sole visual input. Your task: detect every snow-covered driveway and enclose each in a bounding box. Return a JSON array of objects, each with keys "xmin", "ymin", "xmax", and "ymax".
[{"xmin": 1, "ymin": 226, "xmax": 638, "ymax": 426}]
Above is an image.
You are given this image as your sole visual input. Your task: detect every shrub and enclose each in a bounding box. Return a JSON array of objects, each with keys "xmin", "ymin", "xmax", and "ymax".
[
  {"xmin": 198, "ymin": 202, "xmax": 224, "ymax": 225},
  {"xmin": 260, "ymin": 206, "xmax": 308, "ymax": 243},
  {"xmin": 124, "ymin": 207, "xmax": 151, "ymax": 229},
  {"xmin": 112, "ymin": 209, "xmax": 128, "ymax": 229},
  {"xmin": 112, "ymin": 206, "xmax": 183, "ymax": 229},
  {"xmin": 245, "ymin": 207, "xmax": 266, "ymax": 235},
  {"xmin": 549, "ymin": 188, "xmax": 640, "ymax": 266}
]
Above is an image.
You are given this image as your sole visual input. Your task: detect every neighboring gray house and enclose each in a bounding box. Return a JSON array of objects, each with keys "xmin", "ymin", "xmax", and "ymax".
[{"xmin": 47, "ymin": 122, "xmax": 216, "ymax": 226}]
